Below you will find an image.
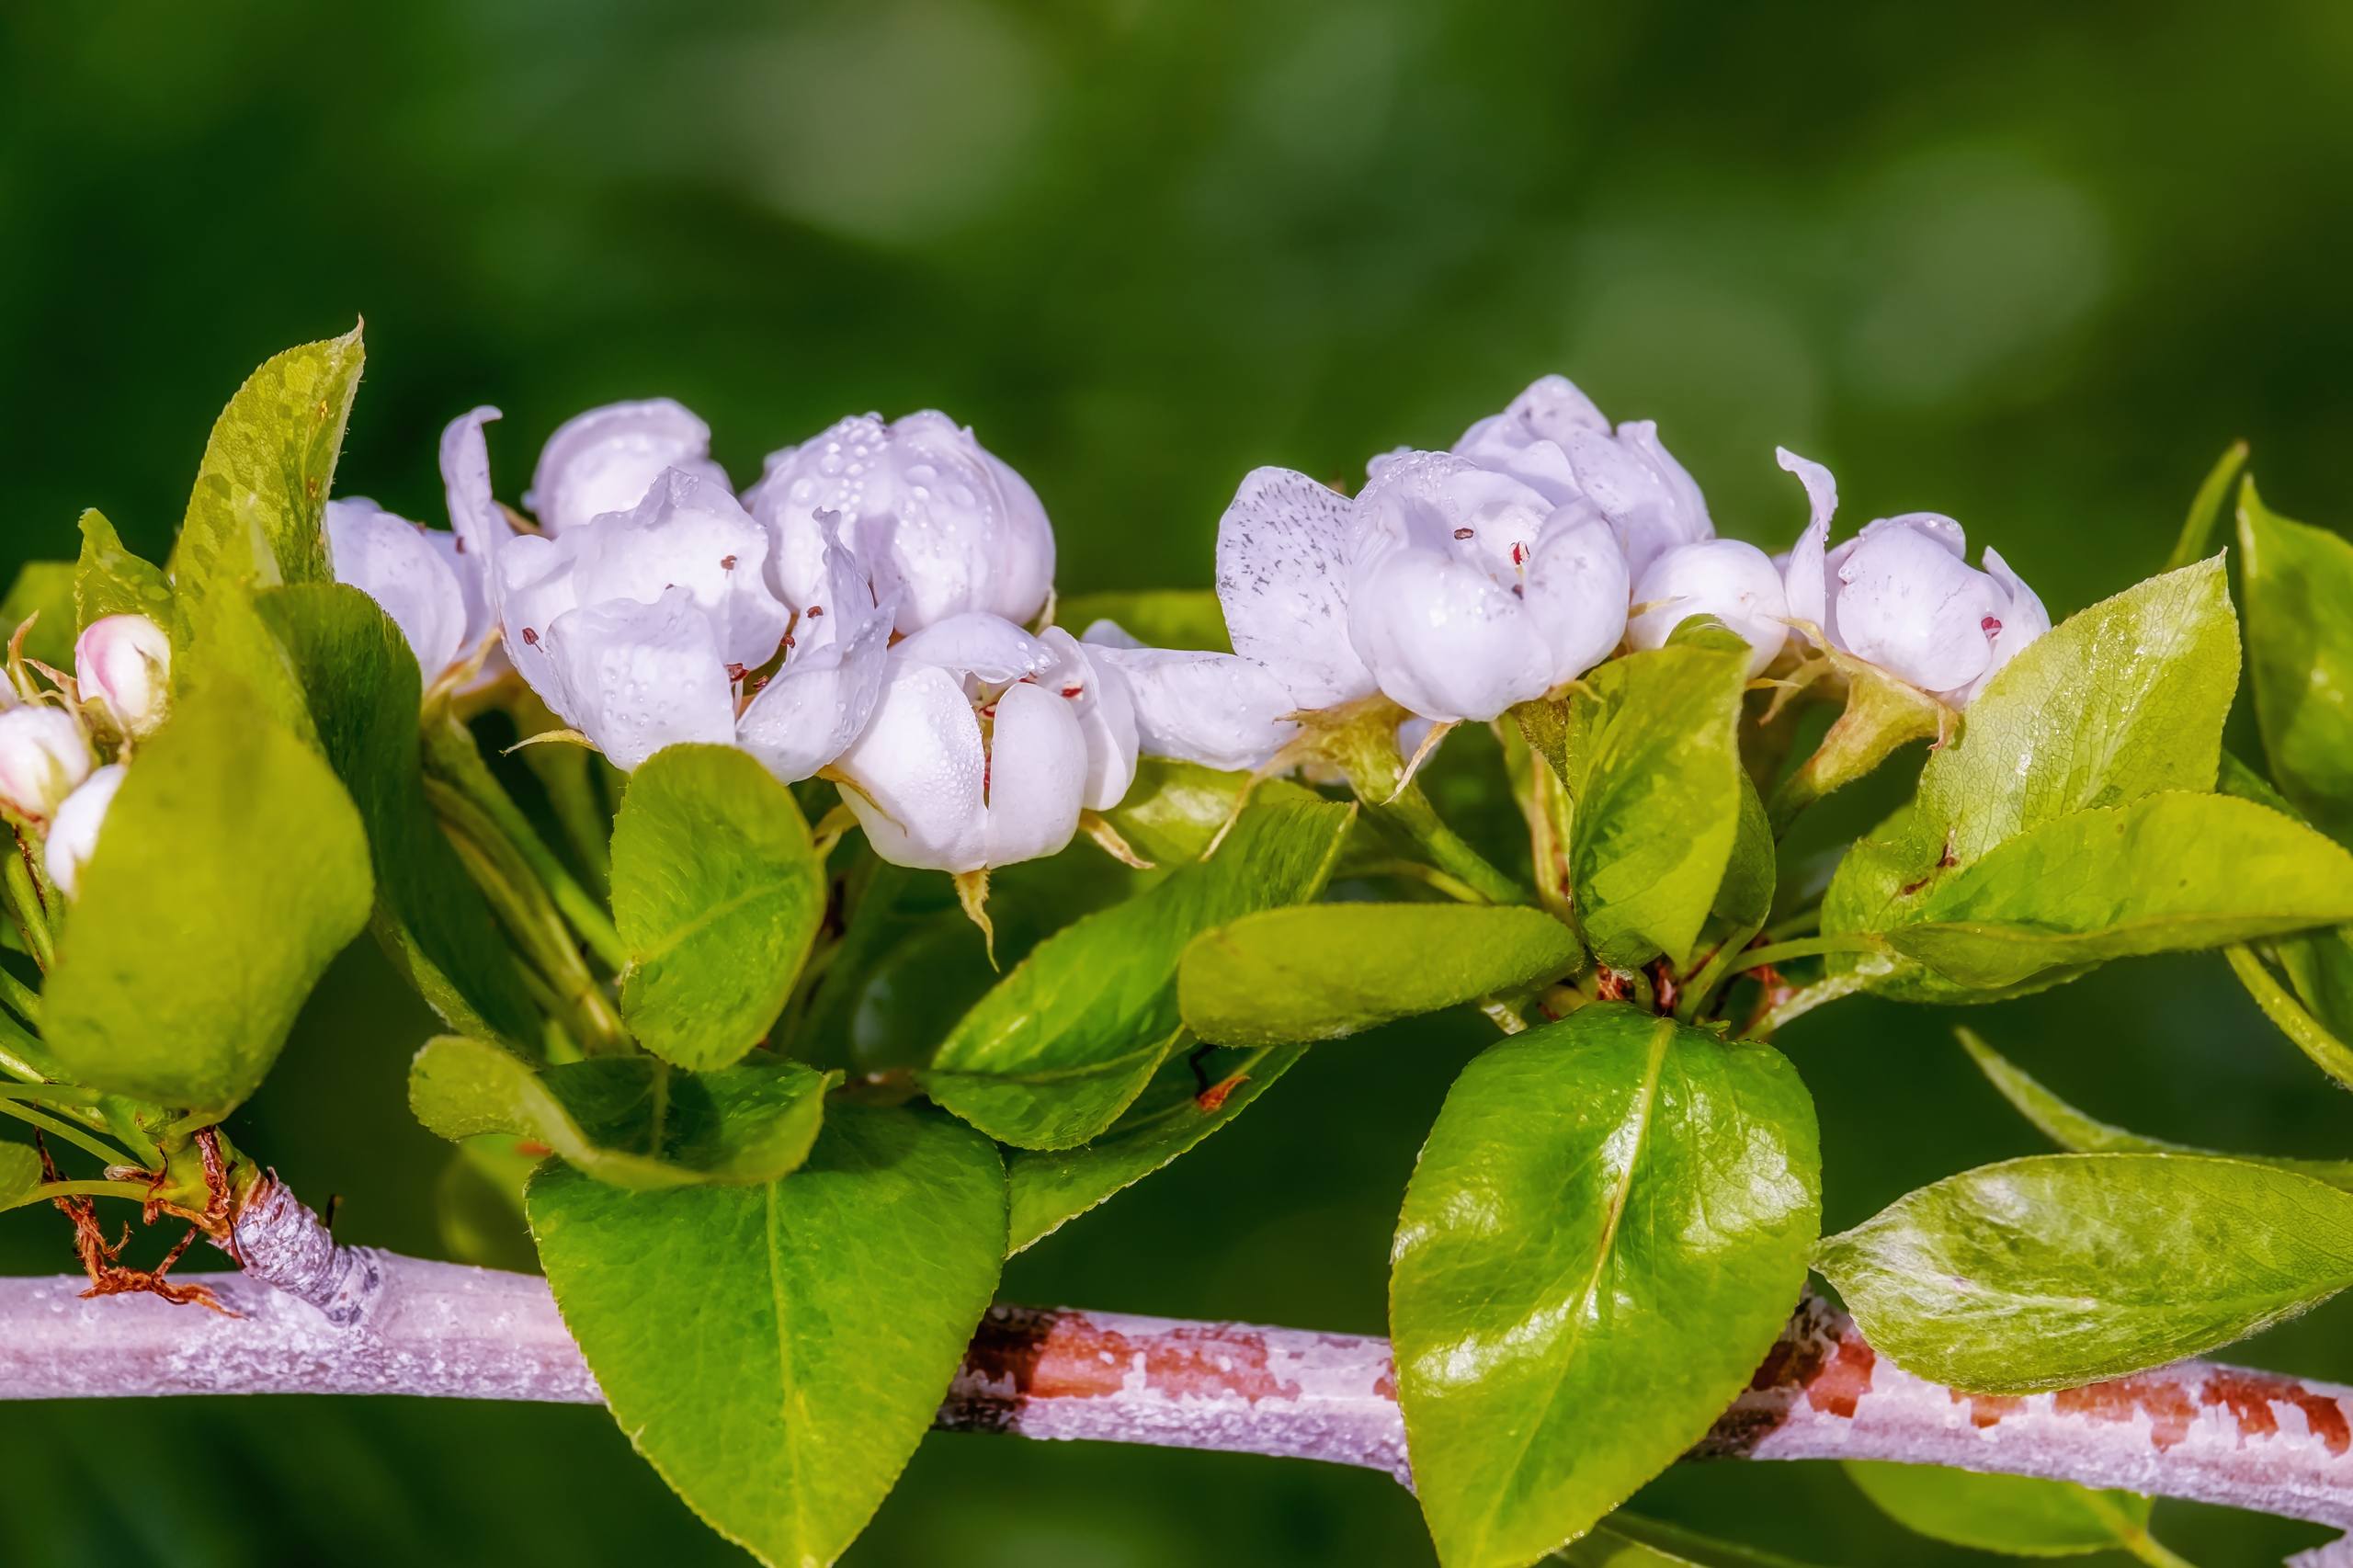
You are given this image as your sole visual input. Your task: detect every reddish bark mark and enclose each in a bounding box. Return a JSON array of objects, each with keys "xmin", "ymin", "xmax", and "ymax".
[
  {"xmin": 2053, "ymin": 1375, "xmax": 2197, "ymax": 1453},
  {"xmin": 1373, "ymin": 1359, "xmax": 1397, "ymax": 1401},
  {"xmin": 1805, "ymin": 1335, "xmax": 1875, "ymax": 1418},
  {"xmin": 960, "ymin": 1307, "xmax": 1304, "ymax": 1412},
  {"xmin": 2201, "ymin": 1369, "xmax": 2353, "ymax": 1456},
  {"xmin": 1949, "ymin": 1388, "xmax": 2025, "ymax": 1429}
]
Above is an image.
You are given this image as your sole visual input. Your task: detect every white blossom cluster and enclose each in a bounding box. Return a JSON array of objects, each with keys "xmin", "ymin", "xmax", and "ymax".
[
  {"xmin": 0, "ymin": 614, "xmax": 170, "ymax": 897},
  {"xmin": 300, "ymin": 376, "xmax": 2046, "ymax": 875}
]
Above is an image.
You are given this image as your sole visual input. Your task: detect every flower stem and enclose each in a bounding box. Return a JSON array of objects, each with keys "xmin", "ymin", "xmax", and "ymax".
[
  {"xmin": 2, "ymin": 848, "xmax": 54, "ymax": 973},
  {"xmin": 422, "ymin": 717, "xmax": 626, "ymax": 972},
  {"xmin": 0, "ymin": 1177, "xmax": 153, "ymax": 1215},
  {"xmin": 0, "ymin": 1099, "xmax": 132, "ymax": 1166},
  {"xmin": 1322, "ymin": 702, "xmax": 1528, "ymax": 906},
  {"xmin": 2227, "ymin": 943, "xmax": 2353, "ymax": 1088},
  {"xmin": 1722, "ymin": 933, "xmax": 1883, "ymax": 977}
]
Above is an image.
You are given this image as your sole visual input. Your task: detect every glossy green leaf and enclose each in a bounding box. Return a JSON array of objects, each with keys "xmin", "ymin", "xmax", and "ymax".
[
  {"xmin": 1056, "ymin": 588, "xmax": 1231, "ymax": 653},
  {"xmin": 1178, "ymin": 903, "xmax": 1577, "ymax": 1047},
  {"xmin": 1824, "ymin": 559, "xmax": 2243, "ymax": 999},
  {"xmin": 1844, "ymin": 1462, "xmax": 2152, "ymax": 1557},
  {"xmin": 1525, "ymin": 637, "xmax": 1750, "ymax": 970},
  {"xmin": 258, "ymin": 584, "xmax": 540, "ymax": 1046},
  {"xmin": 611, "ymin": 744, "xmax": 825, "ymax": 1069},
  {"xmin": 410, "ymin": 1034, "xmax": 832, "ymax": 1188},
  {"xmin": 1559, "ymin": 1514, "xmax": 1821, "ymax": 1568},
  {"xmin": 1392, "ymin": 1006, "xmax": 1821, "ymax": 1568},
  {"xmin": 529, "ymin": 1103, "xmax": 1005, "ymax": 1568},
  {"xmin": 1816, "ymin": 1153, "xmax": 2353, "ymax": 1392},
  {"xmin": 2240, "ymin": 482, "xmax": 2353, "ymax": 846},
  {"xmin": 1877, "ymin": 791, "xmax": 2353, "ymax": 991},
  {"xmin": 1713, "ymin": 774, "xmax": 1776, "ymax": 928},
  {"xmin": 74, "ymin": 509, "xmax": 174, "ymax": 633},
  {"xmin": 1005, "ymin": 1041, "xmax": 1303, "ymax": 1253},
  {"xmin": 1098, "ymin": 758, "xmax": 1314, "ymax": 868},
  {"xmin": 924, "ymin": 796, "xmax": 1353, "ymax": 1149},
  {"xmin": 1959, "ymin": 1027, "xmax": 2353, "ymax": 1189},
  {"xmin": 0, "ymin": 562, "xmax": 78, "ymax": 668},
  {"xmin": 41, "ymin": 682, "xmax": 371, "ymax": 1117},
  {"xmin": 166, "ymin": 327, "xmax": 363, "ymax": 605}
]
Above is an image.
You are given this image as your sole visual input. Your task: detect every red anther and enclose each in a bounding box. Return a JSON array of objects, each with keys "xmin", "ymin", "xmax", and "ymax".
[
  {"xmin": 725, "ymin": 664, "xmax": 748, "ymax": 683},
  {"xmin": 1060, "ymin": 686, "xmax": 1084, "ymax": 699},
  {"xmin": 1981, "ymin": 615, "xmax": 2003, "ymax": 636},
  {"xmin": 520, "ymin": 627, "xmax": 540, "ymax": 646},
  {"xmin": 1453, "ymin": 527, "xmax": 1475, "ymax": 540},
  {"xmin": 720, "ymin": 554, "xmax": 738, "ymax": 571},
  {"xmin": 806, "ymin": 605, "xmax": 824, "ymax": 619},
  {"xmin": 1511, "ymin": 541, "xmax": 1529, "ymax": 566}
]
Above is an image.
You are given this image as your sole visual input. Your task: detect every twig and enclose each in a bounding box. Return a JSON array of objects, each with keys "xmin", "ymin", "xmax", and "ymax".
[{"xmin": 0, "ymin": 1179, "xmax": 2347, "ymax": 1536}]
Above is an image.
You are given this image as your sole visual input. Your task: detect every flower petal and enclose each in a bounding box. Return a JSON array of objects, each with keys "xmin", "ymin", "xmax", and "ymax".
[
  {"xmin": 1834, "ymin": 523, "xmax": 2003, "ymax": 693},
  {"xmin": 1629, "ymin": 538, "xmax": 1790, "ymax": 677},
  {"xmin": 439, "ymin": 406, "xmax": 512, "ymax": 592},
  {"xmin": 1040, "ymin": 627, "xmax": 1139, "ymax": 812},
  {"xmin": 1949, "ymin": 544, "xmax": 2052, "ymax": 706},
  {"xmin": 983, "ymin": 678, "xmax": 1087, "ymax": 869},
  {"xmin": 1348, "ymin": 545, "xmax": 1552, "ymax": 722},
  {"xmin": 1082, "ymin": 634, "xmax": 1298, "ymax": 772},
  {"xmin": 1215, "ymin": 466, "xmax": 1374, "ymax": 710},
  {"xmin": 1775, "ymin": 447, "xmax": 1837, "ymax": 640},
  {"xmin": 1563, "ymin": 419, "xmax": 1713, "ymax": 578},
  {"xmin": 746, "ymin": 414, "xmax": 893, "ymax": 610},
  {"xmin": 1521, "ymin": 513, "xmax": 1631, "ymax": 683},
  {"xmin": 528, "ymin": 398, "xmax": 728, "ymax": 535},
  {"xmin": 494, "ymin": 531, "xmax": 587, "ymax": 725},
  {"xmin": 326, "ymin": 498, "xmax": 470, "ymax": 676},
  {"xmin": 734, "ymin": 531, "xmax": 898, "ymax": 784},
  {"xmin": 539, "ymin": 586, "xmax": 735, "ymax": 771},
  {"xmin": 1449, "ymin": 374, "xmax": 1608, "ymax": 503},
  {"xmin": 892, "ymin": 610, "xmax": 1054, "ymax": 686},
  {"xmin": 835, "ymin": 660, "xmax": 989, "ymax": 871},
  {"xmin": 566, "ymin": 469, "xmax": 791, "ymax": 672}
]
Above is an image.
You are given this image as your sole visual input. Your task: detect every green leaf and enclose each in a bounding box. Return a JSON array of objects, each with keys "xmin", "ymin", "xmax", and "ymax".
[
  {"xmin": 41, "ymin": 682, "xmax": 371, "ymax": 1117},
  {"xmin": 1392, "ymin": 1006, "xmax": 1821, "ymax": 1568},
  {"xmin": 1959, "ymin": 1026, "xmax": 2353, "ymax": 1189},
  {"xmin": 1815, "ymin": 1153, "xmax": 2353, "ymax": 1392},
  {"xmin": 1876, "ymin": 791, "xmax": 2353, "ymax": 991},
  {"xmin": 1844, "ymin": 1462, "xmax": 2152, "ymax": 1558},
  {"xmin": 1713, "ymin": 774, "xmax": 1775, "ymax": 928},
  {"xmin": 1178, "ymin": 903, "xmax": 1578, "ymax": 1047},
  {"xmin": 529, "ymin": 1103, "xmax": 1005, "ymax": 1568},
  {"xmin": 1559, "ymin": 1514, "xmax": 1822, "ymax": 1568},
  {"xmin": 612, "ymin": 745, "xmax": 825, "ymax": 1069},
  {"xmin": 1056, "ymin": 589, "xmax": 1231, "ymax": 653},
  {"xmin": 1099, "ymin": 757, "xmax": 1312, "ymax": 868},
  {"xmin": 409, "ymin": 1034, "xmax": 832, "ymax": 1188},
  {"xmin": 0, "ymin": 562, "xmax": 78, "ymax": 669},
  {"xmin": 257, "ymin": 584, "xmax": 540, "ymax": 1046},
  {"xmin": 74, "ymin": 509, "xmax": 174, "ymax": 632},
  {"xmin": 1005, "ymin": 1041, "xmax": 1303, "ymax": 1253},
  {"xmin": 1824, "ymin": 559, "xmax": 2243, "ymax": 998},
  {"xmin": 924, "ymin": 795, "xmax": 1353, "ymax": 1149},
  {"xmin": 2240, "ymin": 482, "xmax": 2353, "ymax": 846},
  {"xmin": 0, "ymin": 1142, "xmax": 40, "ymax": 1206},
  {"xmin": 167, "ymin": 327, "xmax": 364, "ymax": 605},
  {"xmin": 1524, "ymin": 637, "xmax": 1751, "ymax": 970}
]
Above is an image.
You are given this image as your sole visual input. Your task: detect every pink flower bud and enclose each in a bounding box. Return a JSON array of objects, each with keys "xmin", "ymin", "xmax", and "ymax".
[
  {"xmin": 74, "ymin": 613, "xmax": 172, "ymax": 739},
  {"xmin": 0, "ymin": 706, "xmax": 94, "ymax": 822},
  {"xmin": 45, "ymin": 763, "xmax": 125, "ymax": 899}
]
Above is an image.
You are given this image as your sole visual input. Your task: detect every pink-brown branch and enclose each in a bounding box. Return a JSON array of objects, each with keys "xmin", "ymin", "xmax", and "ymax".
[{"xmin": 0, "ymin": 1178, "xmax": 2347, "ymax": 1537}]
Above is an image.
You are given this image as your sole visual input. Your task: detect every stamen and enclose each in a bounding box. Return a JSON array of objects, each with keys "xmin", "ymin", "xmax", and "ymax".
[
  {"xmin": 1981, "ymin": 615, "xmax": 2003, "ymax": 637},
  {"xmin": 1510, "ymin": 541, "xmax": 1528, "ymax": 567},
  {"xmin": 520, "ymin": 627, "xmax": 540, "ymax": 646},
  {"xmin": 720, "ymin": 554, "xmax": 738, "ymax": 571},
  {"xmin": 1453, "ymin": 527, "xmax": 1475, "ymax": 540},
  {"xmin": 806, "ymin": 605, "xmax": 824, "ymax": 619}
]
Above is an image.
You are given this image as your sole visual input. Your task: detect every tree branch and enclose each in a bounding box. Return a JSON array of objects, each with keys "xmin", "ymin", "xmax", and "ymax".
[{"xmin": 2, "ymin": 1178, "xmax": 2350, "ymax": 1537}]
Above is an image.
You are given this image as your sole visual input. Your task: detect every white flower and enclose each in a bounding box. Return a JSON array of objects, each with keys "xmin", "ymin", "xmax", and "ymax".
[
  {"xmin": 1415, "ymin": 375, "xmax": 1715, "ymax": 579},
  {"xmin": 0, "ymin": 706, "xmax": 93, "ymax": 822},
  {"xmin": 526, "ymin": 399, "xmax": 731, "ymax": 536},
  {"xmin": 73, "ymin": 614, "xmax": 170, "ymax": 739},
  {"xmin": 1626, "ymin": 540, "xmax": 1790, "ymax": 677},
  {"xmin": 746, "ymin": 411, "xmax": 1054, "ymax": 635},
  {"xmin": 1778, "ymin": 448, "xmax": 2049, "ymax": 705},
  {"xmin": 326, "ymin": 497, "xmax": 484, "ymax": 679},
  {"xmin": 45, "ymin": 763, "xmax": 125, "ymax": 900},
  {"xmin": 1345, "ymin": 451, "xmax": 1629, "ymax": 722},
  {"xmin": 441, "ymin": 406, "xmax": 894, "ymax": 779},
  {"xmin": 833, "ymin": 614, "xmax": 1137, "ymax": 872}
]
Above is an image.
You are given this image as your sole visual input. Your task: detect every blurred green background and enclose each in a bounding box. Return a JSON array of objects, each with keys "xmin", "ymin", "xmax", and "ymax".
[{"xmin": 5, "ymin": 1, "xmax": 2353, "ymax": 1562}]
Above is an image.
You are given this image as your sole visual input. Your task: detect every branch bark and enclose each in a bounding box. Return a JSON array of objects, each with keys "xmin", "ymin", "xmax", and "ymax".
[{"xmin": 2, "ymin": 1177, "xmax": 2350, "ymax": 1537}]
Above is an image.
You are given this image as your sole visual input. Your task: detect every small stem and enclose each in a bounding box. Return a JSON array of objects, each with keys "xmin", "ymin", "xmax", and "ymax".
[
  {"xmin": 1353, "ymin": 859, "xmax": 1490, "ymax": 905},
  {"xmin": 1675, "ymin": 926, "xmax": 1761, "ymax": 1024},
  {"xmin": 1322, "ymin": 702, "xmax": 1528, "ymax": 906},
  {"xmin": 423, "ymin": 717, "xmax": 626, "ymax": 972},
  {"xmin": 2166, "ymin": 441, "xmax": 2248, "ymax": 574},
  {"xmin": 437, "ymin": 808, "xmax": 628, "ymax": 1057},
  {"xmin": 1762, "ymin": 906, "xmax": 1822, "ymax": 943},
  {"xmin": 2227, "ymin": 944, "xmax": 2353, "ymax": 1088},
  {"xmin": 3, "ymin": 849, "xmax": 54, "ymax": 972},
  {"xmin": 0, "ymin": 963, "xmax": 40, "ymax": 1030},
  {"xmin": 2120, "ymin": 1530, "xmax": 2200, "ymax": 1568},
  {"xmin": 0, "ymin": 1100, "xmax": 133, "ymax": 1166},
  {"xmin": 0, "ymin": 1177, "xmax": 153, "ymax": 1214},
  {"xmin": 0, "ymin": 1007, "xmax": 64, "ymax": 1085},
  {"xmin": 1722, "ymin": 933, "xmax": 1882, "ymax": 977}
]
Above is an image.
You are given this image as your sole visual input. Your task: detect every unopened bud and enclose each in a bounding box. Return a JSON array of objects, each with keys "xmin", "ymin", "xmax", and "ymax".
[
  {"xmin": 74, "ymin": 614, "xmax": 171, "ymax": 739},
  {"xmin": 44, "ymin": 763, "xmax": 125, "ymax": 900},
  {"xmin": 0, "ymin": 706, "xmax": 93, "ymax": 822}
]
